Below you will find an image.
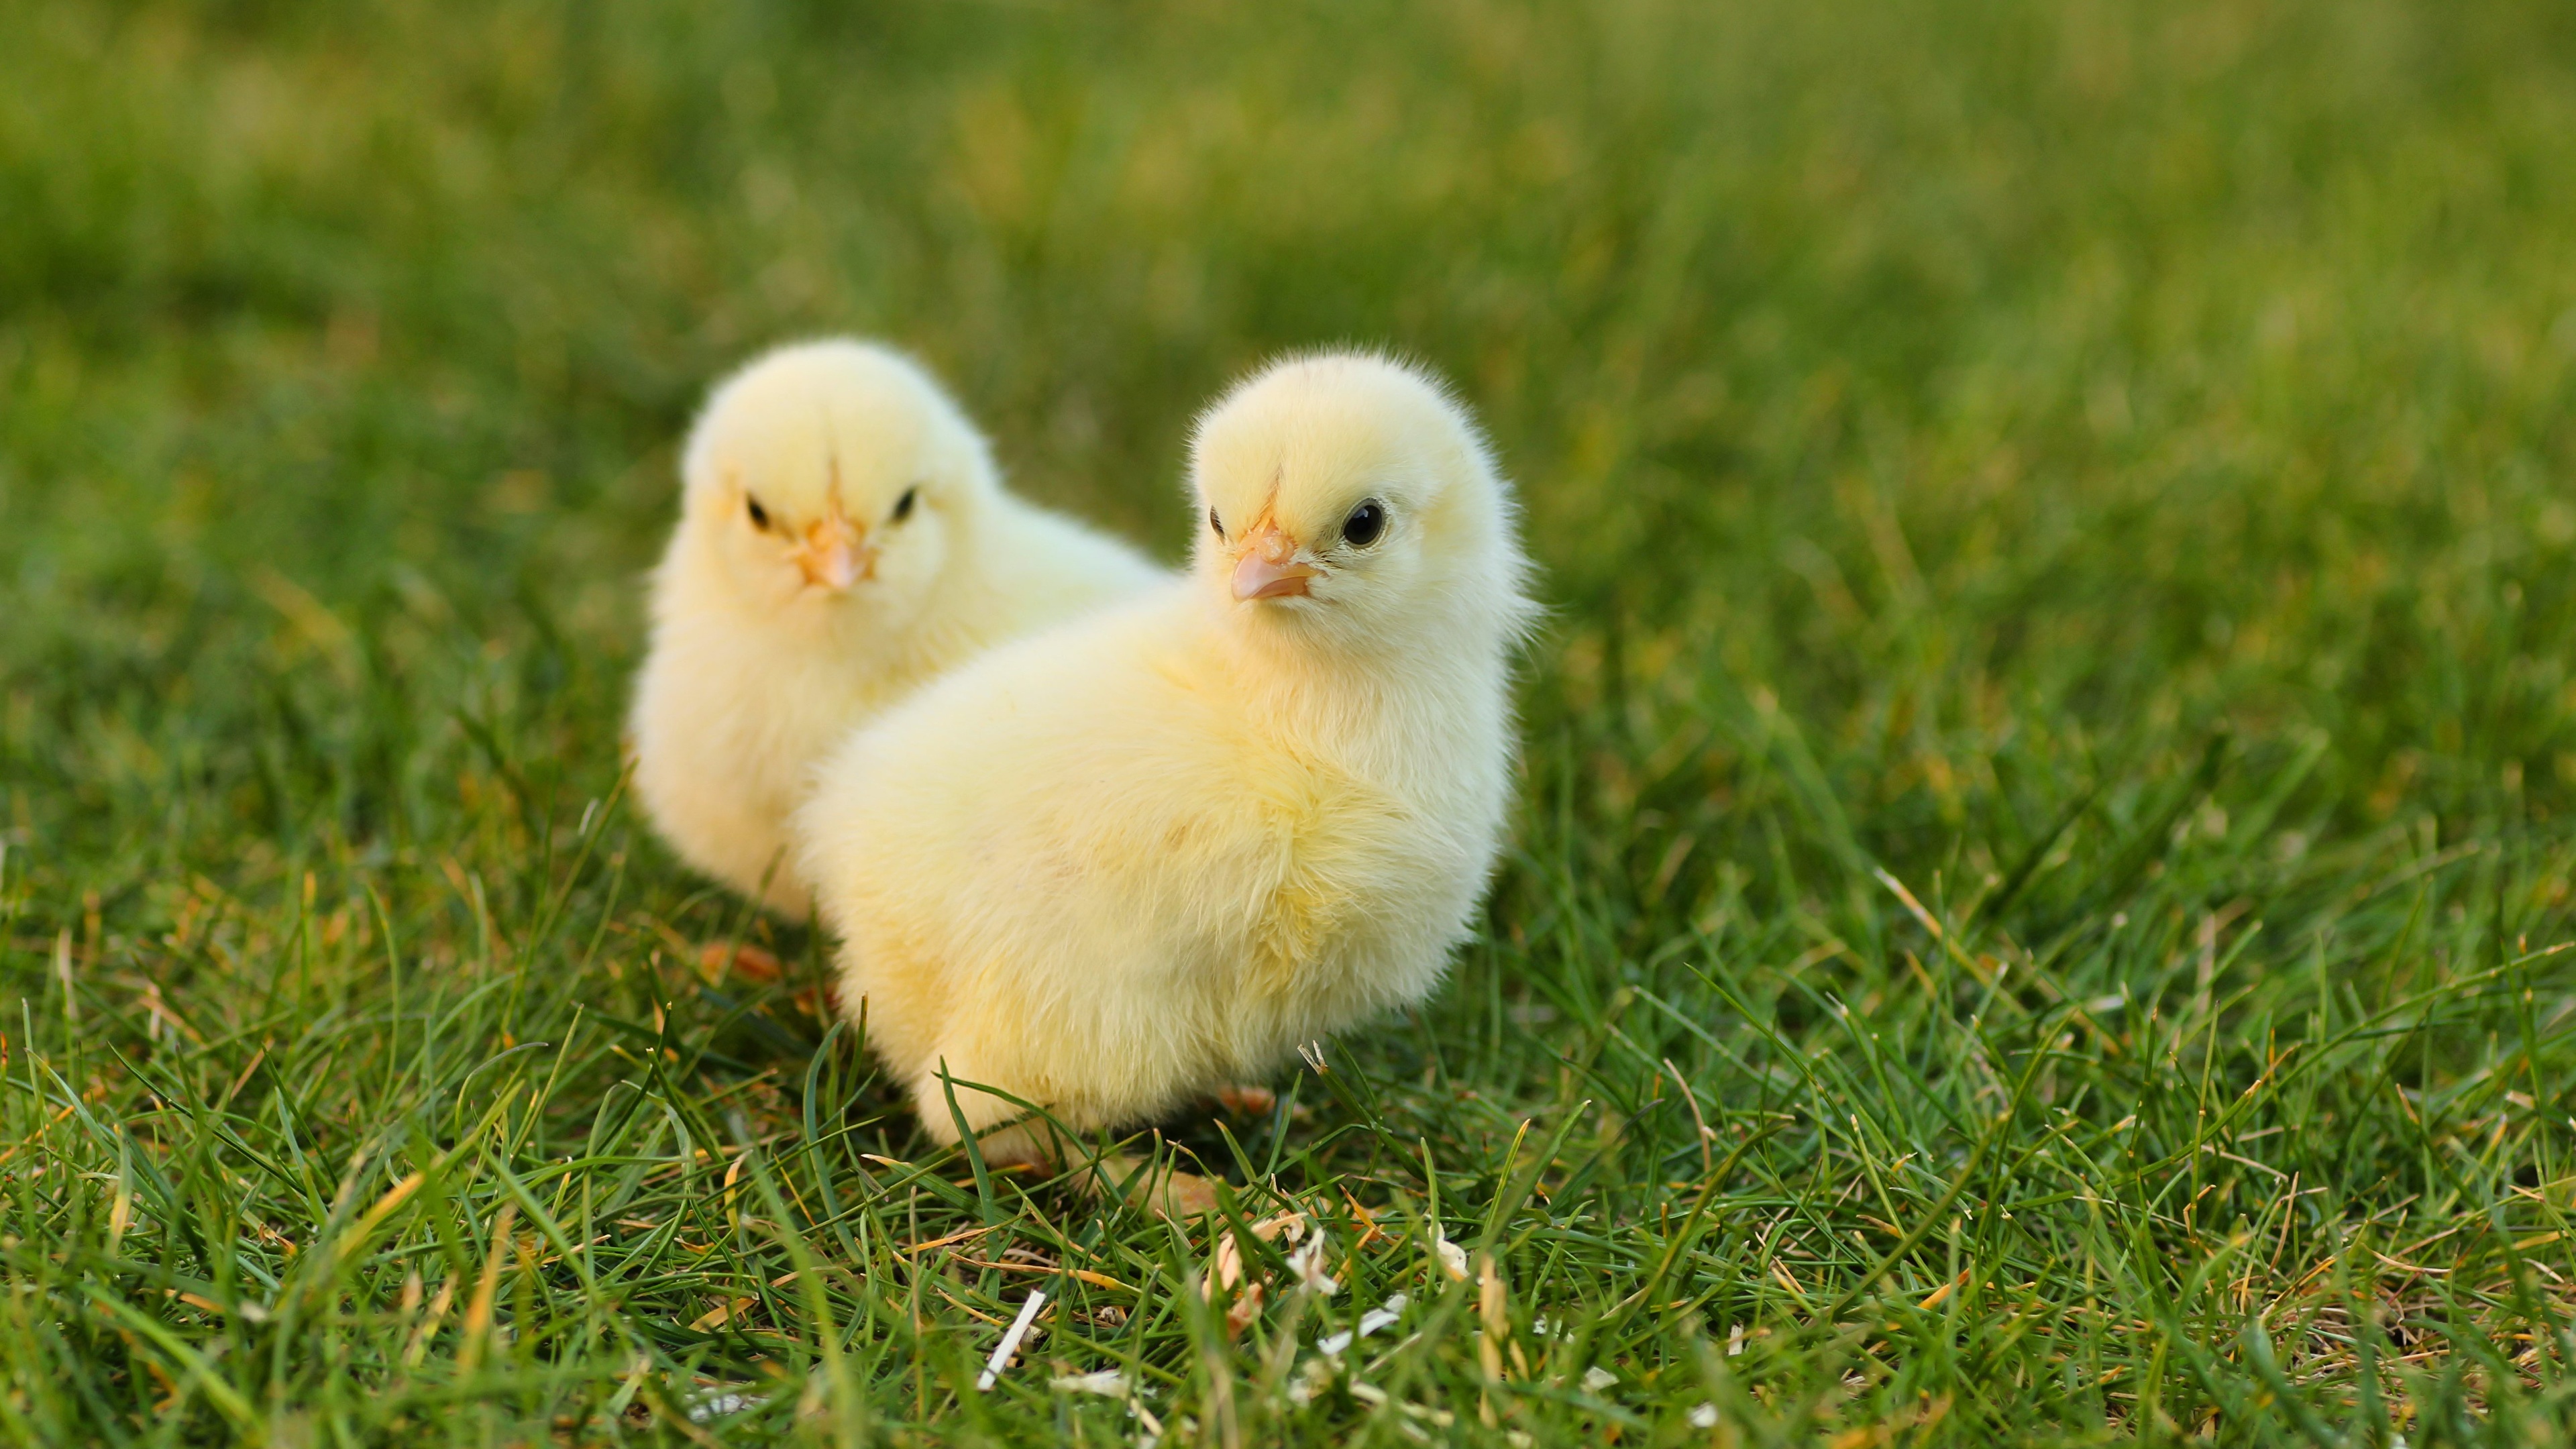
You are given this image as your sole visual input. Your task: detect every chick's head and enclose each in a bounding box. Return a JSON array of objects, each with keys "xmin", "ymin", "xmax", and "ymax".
[
  {"xmin": 1190, "ymin": 352, "xmax": 1534, "ymax": 651},
  {"xmin": 678, "ymin": 339, "xmax": 996, "ymax": 631}
]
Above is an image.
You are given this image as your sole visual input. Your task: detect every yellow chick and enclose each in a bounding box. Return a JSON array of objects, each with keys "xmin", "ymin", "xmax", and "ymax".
[
  {"xmin": 795, "ymin": 351, "xmax": 1537, "ymax": 1172},
  {"xmin": 630, "ymin": 339, "xmax": 1166, "ymax": 917}
]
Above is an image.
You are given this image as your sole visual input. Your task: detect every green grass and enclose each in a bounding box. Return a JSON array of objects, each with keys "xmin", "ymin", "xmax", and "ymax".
[{"xmin": 6, "ymin": 0, "xmax": 2576, "ymax": 1442}]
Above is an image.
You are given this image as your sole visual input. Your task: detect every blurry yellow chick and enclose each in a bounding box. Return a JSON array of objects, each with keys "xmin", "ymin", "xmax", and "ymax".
[
  {"xmin": 795, "ymin": 351, "xmax": 1537, "ymax": 1169},
  {"xmin": 631, "ymin": 339, "xmax": 1165, "ymax": 916}
]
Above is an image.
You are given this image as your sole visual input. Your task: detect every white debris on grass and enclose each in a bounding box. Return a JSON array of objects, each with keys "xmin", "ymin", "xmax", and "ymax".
[
  {"xmin": 1688, "ymin": 1403, "xmax": 1719, "ymax": 1428},
  {"xmin": 1044, "ymin": 1362, "xmax": 1165, "ymax": 1448},
  {"xmin": 1432, "ymin": 1228, "xmax": 1470, "ymax": 1282},
  {"xmin": 1049, "ymin": 1369, "xmax": 1128, "ymax": 1396},
  {"xmin": 1316, "ymin": 1293, "xmax": 1409, "ymax": 1357},
  {"xmin": 1285, "ymin": 1226, "xmax": 1340, "ymax": 1297},
  {"xmin": 975, "ymin": 1288, "xmax": 1049, "ymax": 1391},
  {"xmin": 1288, "ymin": 1350, "xmax": 1463, "ymax": 1433},
  {"xmin": 1582, "ymin": 1365, "xmax": 1619, "ymax": 1393},
  {"xmin": 1287, "ymin": 1354, "xmax": 1338, "ymax": 1407},
  {"xmin": 1203, "ymin": 1212, "xmax": 1332, "ymax": 1332},
  {"xmin": 687, "ymin": 1389, "xmax": 763, "ymax": 1422}
]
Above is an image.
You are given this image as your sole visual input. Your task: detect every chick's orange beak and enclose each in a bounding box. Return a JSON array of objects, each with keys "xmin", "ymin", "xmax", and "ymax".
[
  {"xmin": 1231, "ymin": 518, "xmax": 1322, "ymax": 601},
  {"xmin": 790, "ymin": 510, "xmax": 871, "ymax": 591}
]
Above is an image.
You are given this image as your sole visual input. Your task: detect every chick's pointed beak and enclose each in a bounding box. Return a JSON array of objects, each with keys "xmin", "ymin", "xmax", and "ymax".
[
  {"xmin": 1232, "ymin": 518, "xmax": 1322, "ymax": 601},
  {"xmin": 790, "ymin": 510, "xmax": 871, "ymax": 591}
]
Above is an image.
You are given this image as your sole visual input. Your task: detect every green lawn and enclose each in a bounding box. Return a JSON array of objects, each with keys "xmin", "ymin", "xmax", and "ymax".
[{"xmin": 6, "ymin": 0, "xmax": 2576, "ymax": 1443}]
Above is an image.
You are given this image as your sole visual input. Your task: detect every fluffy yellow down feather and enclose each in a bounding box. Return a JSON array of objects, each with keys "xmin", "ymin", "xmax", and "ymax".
[
  {"xmin": 630, "ymin": 339, "xmax": 1166, "ymax": 916},
  {"xmin": 795, "ymin": 351, "xmax": 1537, "ymax": 1165}
]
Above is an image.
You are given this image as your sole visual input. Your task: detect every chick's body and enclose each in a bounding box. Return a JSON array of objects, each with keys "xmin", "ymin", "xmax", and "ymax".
[
  {"xmin": 797, "ymin": 353, "xmax": 1534, "ymax": 1156},
  {"xmin": 632, "ymin": 339, "xmax": 1164, "ymax": 916}
]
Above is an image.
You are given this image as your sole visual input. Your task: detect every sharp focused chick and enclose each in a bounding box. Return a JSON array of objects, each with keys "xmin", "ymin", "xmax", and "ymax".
[
  {"xmin": 795, "ymin": 352, "xmax": 1537, "ymax": 1166},
  {"xmin": 631, "ymin": 339, "xmax": 1166, "ymax": 916}
]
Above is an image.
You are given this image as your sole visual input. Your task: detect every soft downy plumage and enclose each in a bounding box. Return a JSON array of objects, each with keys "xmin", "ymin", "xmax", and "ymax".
[
  {"xmin": 795, "ymin": 351, "xmax": 1538, "ymax": 1197},
  {"xmin": 630, "ymin": 339, "xmax": 1166, "ymax": 916}
]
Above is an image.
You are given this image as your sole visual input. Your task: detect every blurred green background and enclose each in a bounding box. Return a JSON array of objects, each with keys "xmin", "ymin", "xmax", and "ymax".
[
  {"xmin": 8, "ymin": 0, "xmax": 2576, "ymax": 873},
  {"xmin": 7, "ymin": 1, "xmax": 2576, "ymax": 1444}
]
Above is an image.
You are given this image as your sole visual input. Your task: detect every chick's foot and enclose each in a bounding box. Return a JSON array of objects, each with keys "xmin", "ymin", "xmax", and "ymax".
[
  {"xmin": 1083, "ymin": 1153, "xmax": 1222, "ymax": 1220},
  {"xmin": 1213, "ymin": 1084, "xmax": 1277, "ymax": 1116}
]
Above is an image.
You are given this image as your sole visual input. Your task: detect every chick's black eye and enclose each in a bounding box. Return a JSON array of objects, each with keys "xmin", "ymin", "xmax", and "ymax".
[
  {"xmin": 745, "ymin": 496, "xmax": 771, "ymax": 531},
  {"xmin": 893, "ymin": 486, "xmax": 918, "ymax": 523},
  {"xmin": 1208, "ymin": 506, "xmax": 1223, "ymax": 539},
  {"xmin": 1342, "ymin": 500, "xmax": 1387, "ymax": 548}
]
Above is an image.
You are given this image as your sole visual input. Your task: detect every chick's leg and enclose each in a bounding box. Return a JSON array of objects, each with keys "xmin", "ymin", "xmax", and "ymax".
[
  {"xmin": 905, "ymin": 1058, "xmax": 1219, "ymax": 1220},
  {"xmin": 906, "ymin": 1056, "xmax": 1062, "ymax": 1166}
]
